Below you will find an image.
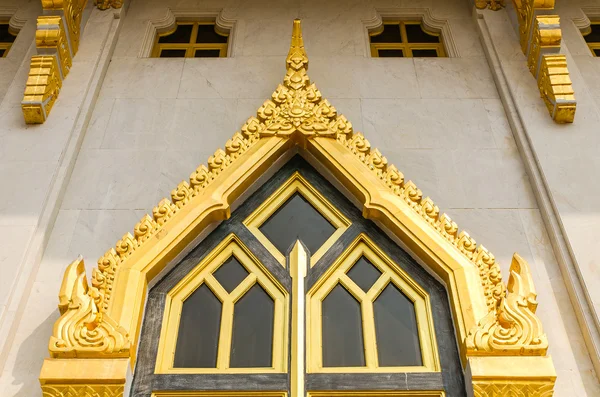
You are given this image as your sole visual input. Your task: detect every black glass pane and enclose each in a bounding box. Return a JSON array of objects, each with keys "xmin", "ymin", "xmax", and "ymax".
[
  {"xmin": 259, "ymin": 193, "xmax": 336, "ymax": 255},
  {"xmin": 230, "ymin": 284, "xmax": 274, "ymax": 367},
  {"xmin": 0, "ymin": 49, "xmax": 5, "ymax": 57},
  {"xmin": 213, "ymin": 256, "xmax": 249, "ymax": 293},
  {"xmin": 584, "ymin": 25, "xmax": 600, "ymax": 43},
  {"xmin": 0, "ymin": 24, "xmax": 16, "ymax": 43},
  {"xmin": 593, "ymin": 48, "xmax": 600, "ymax": 56},
  {"xmin": 159, "ymin": 49, "xmax": 186, "ymax": 58},
  {"xmin": 412, "ymin": 49, "xmax": 438, "ymax": 57},
  {"xmin": 370, "ymin": 24, "xmax": 402, "ymax": 43},
  {"xmin": 174, "ymin": 284, "xmax": 221, "ymax": 368},
  {"xmin": 159, "ymin": 24, "xmax": 193, "ymax": 43},
  {"xmin": 378, "ymin": 49, "xmax": 404, "ymax": 57},
  {"xmin": 374, "ymin": 283, "xmax": 422, "ymax": 366},
  {"xmin": 322, "ymin": 284, "xmax": 365, "ymax": 367},
  {"xmin": 405, "ymin": 24, "xmax": 440, "ymax": 43},
  {"xmin": 195, "ymin": 49, "xmax": 221, "ymax": 57},
  {"xmin": 347, "ymin": 257, "xmax": 382, "ymax": 292},
  {"xmin": 196, "ymin": 24, "xmax": 228, "ymax": 43}
]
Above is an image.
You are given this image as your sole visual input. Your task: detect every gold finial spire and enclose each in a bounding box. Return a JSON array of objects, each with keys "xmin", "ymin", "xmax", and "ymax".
[{"xmin": 285, "ymin": 19, "xmax": 309, "ymax": 90}]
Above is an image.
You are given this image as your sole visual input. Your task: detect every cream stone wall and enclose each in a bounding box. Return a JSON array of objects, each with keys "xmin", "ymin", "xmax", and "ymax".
[{"xmin": 0, "ymin": 0, "xmax": 598, "ymax": 396}]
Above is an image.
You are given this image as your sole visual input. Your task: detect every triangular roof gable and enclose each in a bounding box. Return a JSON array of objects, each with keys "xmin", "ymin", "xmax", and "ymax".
[{"xmin": 49, "ymin": 20, "xmax": 548, "ymax": 367}]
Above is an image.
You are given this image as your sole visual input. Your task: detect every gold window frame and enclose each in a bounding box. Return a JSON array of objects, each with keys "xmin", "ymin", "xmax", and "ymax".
[
  {"xmin": 155, "ymin": 234, "xmax": 289, "ymax": 374},
  {"xmin": 307, "ymin": 234, "xmax": 440, "ymax": 373},
  {"xmin": 582, "ymin": 22, "xmax": 600, "ymax": 56},
  {"xmin": 244, "ymin": 172, "xmax": 350, "ymax": 268},
  {"xmin": 369, "ymin": 21, "xmax": 445, "ymax": 58},
  {"xmin": 40, "ymin": 19, "xmax": 556, "ymax": 397},
  {"xmin": 152, "ymin": 21, "xmax": 229, "ymax": 58}
]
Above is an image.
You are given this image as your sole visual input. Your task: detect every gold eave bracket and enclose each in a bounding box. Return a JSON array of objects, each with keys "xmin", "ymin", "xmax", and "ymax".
[{"xmin": 41, "ymin": 19, "xmax": 557, "ymax": 397}]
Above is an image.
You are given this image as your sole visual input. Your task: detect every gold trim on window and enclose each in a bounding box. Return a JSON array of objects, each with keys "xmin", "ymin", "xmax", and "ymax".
[
  {"xmin": 307, "ymin": 234, "xmax": 440, "ymax": 373},
  {"xmin": 308, "ymin": 392, "xmax": 444, "ymax": 397},
  {"xmin": 244, "ymin": 172, "xmax": 351, "ymax": 267},
  {"xmin": 155, "ymin": 234, "xmax": 289, "ymax": 374},
  {"xmin": 369, "ymin": 21, "xmax": 445, "ymax": 58},
  {"xmin": 151, "ymin": 21, "xmax": 229, "ymax": 58}
]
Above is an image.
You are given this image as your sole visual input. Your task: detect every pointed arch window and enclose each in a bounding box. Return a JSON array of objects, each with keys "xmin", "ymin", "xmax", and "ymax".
[{"xmin": 135, "ymin": 160, "xmax": 465, "ymax": 397}]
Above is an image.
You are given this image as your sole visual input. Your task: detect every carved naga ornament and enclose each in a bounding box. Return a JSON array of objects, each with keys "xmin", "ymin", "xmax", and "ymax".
[{"xmin": 43, "ymin": 19, "xmax": 555, "ymax": 397}]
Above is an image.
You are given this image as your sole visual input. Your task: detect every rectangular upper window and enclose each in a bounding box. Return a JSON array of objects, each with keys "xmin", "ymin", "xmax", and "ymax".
[
  {"xmin": 369, "ymin": 21, "xmax": 445, "ymax": 58},
  {"xmin": 0, "ymin": 22, "xmax": 17, "ymax": 57},
  {"xmin": 152, "ymin": 21, "xmax": 229, "ymax": 58},
  {"xmin": 582, "ymin": 22, "xmax": 600, "ymax": 57}
]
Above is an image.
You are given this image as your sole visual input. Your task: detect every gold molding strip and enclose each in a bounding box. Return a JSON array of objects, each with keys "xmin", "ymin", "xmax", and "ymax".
[
  {"xmin": 512, "ymin": 0, "xmax": 576, "ymax": 123},
  {"xmin": 21, "ymin": 55, "xmax": 62, "ymax": 124},
  {"xmin": 41, "ymin": 19, "xmax": 556, "ymax": 397}
]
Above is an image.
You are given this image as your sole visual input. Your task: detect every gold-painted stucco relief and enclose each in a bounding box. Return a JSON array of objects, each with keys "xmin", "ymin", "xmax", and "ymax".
[
  {"xmin": 21, "ymin": 0, "xmax": 121, "ymax": 124},
  {"xmin": 40, "ymin": 19, "xmax": 556, "ymax": 397},
  {"xmin": 512, "ymin": 0, "xmax": 576, "ymax": 123},
  {"xmin": 476, "ymin": 0, "xmax": 505, "ymax": 10}
]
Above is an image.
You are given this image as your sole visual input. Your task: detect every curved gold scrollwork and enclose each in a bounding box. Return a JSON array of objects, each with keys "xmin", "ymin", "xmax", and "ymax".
[
  {"xmin": 466, "ymin": 253, "xmax": 548, "ymax": 355},
  {"xmin": 49, "ymin": 257, "xmax": 130, "ymax": 358}
]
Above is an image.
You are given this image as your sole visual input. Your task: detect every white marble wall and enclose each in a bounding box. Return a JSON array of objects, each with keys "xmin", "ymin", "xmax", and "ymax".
[{"xmin": 0, "ymin": 0, "xmax": 598, "ymax": 396}]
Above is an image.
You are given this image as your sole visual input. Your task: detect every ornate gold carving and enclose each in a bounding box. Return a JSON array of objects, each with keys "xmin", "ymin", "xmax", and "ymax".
[
  {"xmin": 36, "ymin": 16, "xmax": 72, "ymax": 79},
  {"xmin": 45, "ymin": 21, "xmax": 554, "ymax": 396},
  {"xmin": 41, "ymin": 384, "xmax": 124, "ymax": 397},
  {"xmin": 537, "ymin": 54, "xmax": 576, "ymax": 123},
  {"xmin": 511, "ymin": 0, "xmax": 576, "ymax": 123},
  {"xmin": 22, "ymin": 0, "xmax": 88, "ymax": 123},
  {"xmin": 466, "ymin": 253, "xmax": 548, "ymax": 355},
  {"xmin": 96, "ymin": 0, "xmax": 124, "ymax": 10},
  {"xmin": 21, "ymin": 56, "xmax": 62, "ymax": 124},
  {"xmin": 475, "ymin": 0, "xmax": 505, "ymax": 10},
  {"xmin": 49, "ymin": 257, "xmax": 130, "ymax": 358},
  {"xmin": 473, "ymin": 381, "xmax": 554, "ymax": 396}
]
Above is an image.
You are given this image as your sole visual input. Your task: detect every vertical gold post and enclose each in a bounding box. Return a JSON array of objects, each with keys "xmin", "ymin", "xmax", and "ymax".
[{"xmin": 289, "ymin": 241, "xmax": 308, "ymax": 397}]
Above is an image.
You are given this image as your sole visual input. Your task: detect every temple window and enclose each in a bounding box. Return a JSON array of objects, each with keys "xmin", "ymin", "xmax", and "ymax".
[
  {"xmin": 369, "ymin": 21, "xmax": 445, "ymax": 58},
  {"xmin": 152, "ymin": 21, "xmax": 229, "ymax": 58},
  {"xmin": 134, "ymin": 160, "xmax": 465, "ymax": 396},
  {"xmin": 0, "ymin": 22, "xmax": 17, "ymax": 57},
  {"xmin": 582, "ymin": 22, "xmax": 600, "ymax": 56}
]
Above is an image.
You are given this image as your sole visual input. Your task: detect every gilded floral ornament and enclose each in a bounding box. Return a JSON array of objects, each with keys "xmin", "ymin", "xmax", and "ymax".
[
  {"xmin": 50, "ymin": 257, "xmax": 130, "ymax": 358},
  {"xmin": 475, "ymin": 0, "xmax": 505, "ymax": 10},
  {"xmin": 466, "ymin": 253, "xmax": 548, "ymax": 355}
]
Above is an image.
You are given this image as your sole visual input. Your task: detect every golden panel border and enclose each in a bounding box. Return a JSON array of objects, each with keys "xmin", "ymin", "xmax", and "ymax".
[
  {"xmin": 155, "ymin": 234, "xmax": 289, "ymax": 374},
  {"xmin": 307, "ymin": 234, "xmax": 440, "ymax": 373},
  {"xmin": 308, "ymin": 392, "xmax": 444, "ymax": 397},
  {"xmin": 244, "ymin": 171, "xmax": 350, "ymax": 267}
]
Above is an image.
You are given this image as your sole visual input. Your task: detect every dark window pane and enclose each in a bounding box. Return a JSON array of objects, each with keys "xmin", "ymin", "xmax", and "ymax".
[
  {"xmin": 378, "ymin": 49, "xmax": 404, "ymax": 57},
  {"xmin": 593, "ymin": 48, "xmax": 600, "ymax": 56},
  {"xmin": 195, "ymin": 49, "xmax": 221, "ymax": 57},
  {"xmin": 322, "ymin": 284, "xmax": 365, "ymax": 367},
  {"xmin": 159, "ymin": 49, "xmax": 186, "ymax": 58},
  {"xmin": 584, "ymin": 24, "xmax": 600, "ymax": 43},
  {"xmin": 412, "ymin": 49, "xmax": 438, "ymax": 57},
  {"xmin": 213, "ymin": 256, "xmax": 249, "ymax": 293},
  {"xmin": 370, "ymin": 24, "xmax": 402, "ymax": 43},
  {"xmin": 405, "ymin": 24, "xmax": 440, "ymax": 43},
  {"xmin": 374, "ymin": 283, "xmax": 422, "ymax": 366},
  {"xmin": 159, "ymin": 24, "xmax": 193, "ymax": 43},
  {"xmin": 196, "ymin": 24, "xmax": 228, "ymax": 43},
  {"xmin": 347, "ymin": 257, "xmax": 382, "ymax": 292},
  {"xmin": 0, "ymin": 24, "xmax": 16, "ymax": 43},
  {"xmin": 230, "ymin": 284, "xmax": 274, "ymax": 367},
  {"xmin": 0, "ymin": 49, "xmax": 5, "ymax": 57},
  {"xmin": 174, "ymin": 284, "xmax": 221, "ymax": 368},
  {"xmin": 259, "ymin": 193, "xmax": 336, "ymax": 255}
]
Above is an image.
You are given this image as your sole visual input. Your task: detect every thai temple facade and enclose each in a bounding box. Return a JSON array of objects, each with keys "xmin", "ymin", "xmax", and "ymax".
[{"xmin": 1, "ymin": 0, "xmax": 600, "ymax": 396}]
